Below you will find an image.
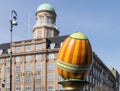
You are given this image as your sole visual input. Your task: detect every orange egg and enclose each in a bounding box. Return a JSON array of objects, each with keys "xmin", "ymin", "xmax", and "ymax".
[{"xmin": 57, "ymin": 32, "xmax": 92, "ymax": 79}]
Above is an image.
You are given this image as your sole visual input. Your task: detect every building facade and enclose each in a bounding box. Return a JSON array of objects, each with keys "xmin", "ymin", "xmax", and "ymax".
[{"xmin": 0, "ymin": 3, "xmax": 119, "ymax": 91}]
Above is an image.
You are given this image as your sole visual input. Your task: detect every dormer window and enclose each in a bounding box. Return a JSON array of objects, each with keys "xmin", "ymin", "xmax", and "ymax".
[
  {"xmin": 50, "ymin": 43, "xmax": 55, "ymax": 49},
  {"xmin": 7, "ymin": 48, "xmax": 11, "ymax": 54},
  {"xmin": 0, "ymin": 49, "xmax": 3, "ymax": 55}
]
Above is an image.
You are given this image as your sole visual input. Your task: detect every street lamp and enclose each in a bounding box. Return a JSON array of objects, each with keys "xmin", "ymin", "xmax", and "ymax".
[{"xmin": 10, "ymin": 10, "xmax": 17, "ymax": 91}]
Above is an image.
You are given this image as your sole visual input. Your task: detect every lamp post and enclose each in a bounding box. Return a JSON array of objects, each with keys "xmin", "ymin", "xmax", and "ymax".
[{"xmin": 10, "ymin": 10, "xmax": 17, "ymax": 91}]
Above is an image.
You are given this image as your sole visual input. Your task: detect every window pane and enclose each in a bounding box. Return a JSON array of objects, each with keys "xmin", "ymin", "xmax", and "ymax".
[
  {"xmin": 48, "ymin": 74, "xmax": 54, "ymax": 82},
  {"xmin": 36, "ymin": 44, "xmax": 42, "ymax": 50},
  {"xmin": 25, "ymin": 45, "xmax": 31, "ymax": 51},
  {"xmin": 48, "ymin": 53, "xmax": 54, "ymax": 59},
  {"xmin": 5, "ymin": 57, "xmax": 10, "ymax": 62},
  {"xmin": 35, "ymin": 87, "xmax": 42, "ymax": 91},
  {"xmin": 36, "ymin": 64, "xmax": 42, "ymax": 71},
  {"xmin": 26, "ymin": 76, "xmax": 31, "ymax": 82},
  {"xmin": 16, "ymin": 87, "xmax": 21, "ymax": 91},
  {"xmin": 16, "ymin": 76, "xmax": 21, "ymax": 83},
  {"xmin": 16, "ymin": 66, "xmax": 21, "ymax": 72},
  {"xmin": 36, "ymin": 54, "xmax": 42, "ymax": 60},
  {"xmin": 6, "ymin": 67, "xmax": 10, "ymax": 73},
  {"xmin": 47, "ymin": 29, "xmax": 52, "ymax": 37},
  {"xmin": 48, "ymin": 86, "xmax": 54, "ymax": 91},
  {"xmin": 35, "ymin": 75, "xmax": 41, "ymax": 82},
  {"xmin": 16, "ymin": 47, "xmax": 21, "ymax": 52},
  {"xmin": 16, "ymin": 56, "xmax": 22, "ymax": 62},
  {"xmin": 47, "ymin": 63, "xmax": 54, "ymax": 70},
  {"xmin": 25, "ymin": 86, "xmax": 31, "ymax": 91},
  {"xmin": 26, "ymin": 55, "xmax": 31, "ymax": 61},
  {"xmin": 6, "ymin": 77, "xmax": 10, "ymax": 83},
  {"xmin": 25, "ymin": 65, "xmax": 31, "ymax": 72},
  {"xmin": 6, "ymin": 88, "xmax": 10, "ymax": 91},
  {"xmin": 38, "ymin": 30, "xmax": 42, "ymax": 38}
]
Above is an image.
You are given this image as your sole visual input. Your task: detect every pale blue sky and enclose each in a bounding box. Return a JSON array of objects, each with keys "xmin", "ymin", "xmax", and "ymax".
[{"xmin": 0, "ymin": 0, "xmax": 120, "ymax": 72}]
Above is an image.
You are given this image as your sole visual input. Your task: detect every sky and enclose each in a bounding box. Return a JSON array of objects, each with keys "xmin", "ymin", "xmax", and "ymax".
[{"xmin": 0, "ymin": 0, "xmax": 120, "ymax": 72}]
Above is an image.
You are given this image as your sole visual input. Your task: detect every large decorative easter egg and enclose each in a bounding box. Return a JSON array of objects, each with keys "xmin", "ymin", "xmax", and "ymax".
[{"xmin": 57, "ymin": 32, "xmax": 92, "ymax": 80}]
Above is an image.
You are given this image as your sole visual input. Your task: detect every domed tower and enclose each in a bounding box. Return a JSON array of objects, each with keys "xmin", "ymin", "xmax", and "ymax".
[{"xmin": 33, "ymin": 3, "xmax": 59, "ymax": 39}]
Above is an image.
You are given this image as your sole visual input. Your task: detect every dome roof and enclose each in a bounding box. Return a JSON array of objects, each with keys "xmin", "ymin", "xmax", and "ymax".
[
  {"xmin": 69, "ymin": 32, "xmax": 88, "ymax": 40},
  {"xmin": 37, "ymin": 3, "xmax": 55, "ymax": 13}
]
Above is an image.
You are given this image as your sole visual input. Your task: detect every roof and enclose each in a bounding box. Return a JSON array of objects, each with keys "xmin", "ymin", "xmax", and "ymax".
[
  {"xmin": 0, "ymin": 43, "xmax": 10, "ymax": 54},
  {"xmin": 37, "ymin": 3, "xmax": 55, "ymax": 13},
  {"xmin": 0, "ymin": 35, "xmax": 68, "ymax": 54},
  {"xmin": 47, "ymin": 35, "xmax": 68, "ymax": 48}
]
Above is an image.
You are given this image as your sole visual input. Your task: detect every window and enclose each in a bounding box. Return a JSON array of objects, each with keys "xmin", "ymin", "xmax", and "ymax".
[
  {"xmin": 48, "ymin": 74, "xmax": 54, "ymax": 82},
  {"xmin": 6, "ymin": 77, "xmax": 10, "ymax": 83},
  {"xmin": 7, "ymin": 48, "xmax": 11, "ymax": 54},
  {"xmin": 16, "ymin": 47, "xmax": 21, "ymax": 52},
  {"xmin": 59, "ymin": 76, "xmax": 64, "ymax": 81},
  {"xmin": 40, "ymin": 15, "xmax": 44, "ymax": 26},
  {"xmin": 25, "ymin": 86, "xmax": 31, "ymax": 91},
  {"xmin": 16, "ymin": 56, "xmax": 22, "ymax": 62},
  {"xmin": 47, "ymin": 63, "xmax": 54, "ymax": 70},
  {"xmin": 50, "ymin": 43, "xmax": 55, "ymax": 49},
  {"xmin": 16, "ymin": 76, "xmax": 21, "ymax": 83},
  {"xmin": 59, "ymin": 85, "xmax": 64, "ymax": 90},
  {"xmin": 25, "ymin": 45, "xmax": 31, "ymax": 51},
  {"xmin": 47, "ymin": 16, "xmax": 52, "ymax": 25},
  {"xmin": 16, "ymin": 87, "xmax": 21, "ymax": 91},
  {"xmin": 48, "ymin": 86, "xmax": 54, "ymax": 91},
  {"xmin": 26, "ymin": 76, "xmax": 31, "ymax": 82},
  {"xmin": 25, "ymin": 55, "xmax": 31, "ymax": 61},
  {"xmin": 16, "ymin": 66, "xmax": 21, "ymax": 72},
  {"xmin": 25, "ymin": 65, "xmax": 31, "ymax": 72},
  {"xmin": 35, "ymin": 87, "xmax": 42, "ymax": 91},
  {"xmin": 47, "ymin": 29, "xmax": 52, "ymax": 37},
  {"xmin": 6, "ymin": 67, "xmax": 10, "ymax": 73},
  {"xmin": 0, "ymin": 49, "xmax": 3, "ymax": 54},
  {"xmin": 36, "ymin": 54, "xmax": 42, "ymax": 60},
  {"xmin": 35, "ymin": 75, "xmax": 41, "ymax": 82},
  {"xmin": 38, "ymin": 30, "xmax": 42, "ymax": 38},
  {"xmin": 36, "ymin": 44, "xmax": 42, "ymax": 50},
  {"xmin": 5, "ymin": 57, "xmax": 10, "ymax": 62},
  {"xmin": 6, "ymin": 88, "xmax": 10, "ymax": 91},
  {"xmin": 48, "ymin": 53, "xmax": 55, "ymax": 59},
  {"xmin": 36, "ymin": 64, "xmax": 42, "ymax": 71}
]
